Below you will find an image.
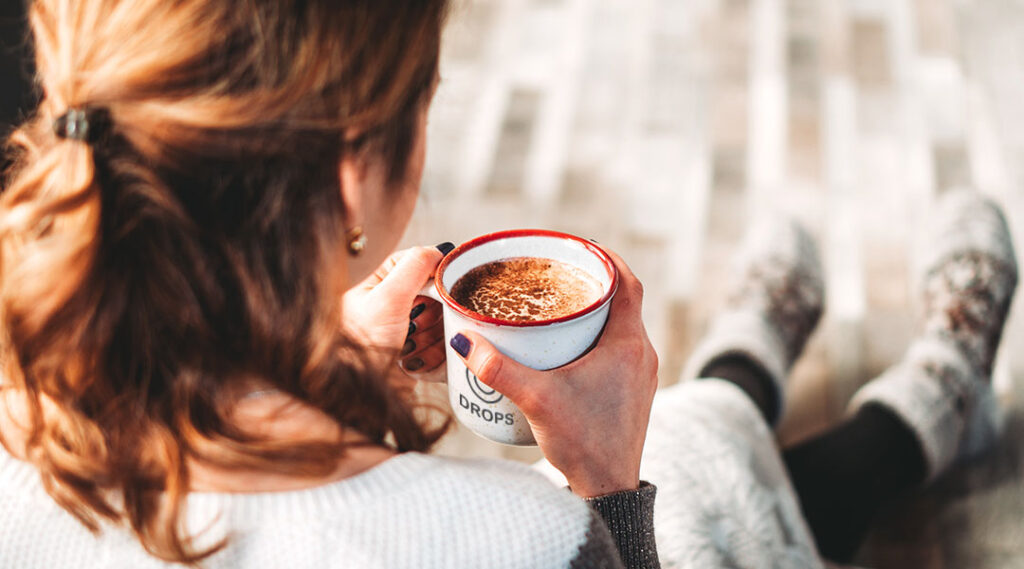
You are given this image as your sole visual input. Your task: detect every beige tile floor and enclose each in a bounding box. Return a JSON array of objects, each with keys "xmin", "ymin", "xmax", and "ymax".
[{"xmin": 400, "ymin": 0, "xmax": 1024, "ymax": 566}]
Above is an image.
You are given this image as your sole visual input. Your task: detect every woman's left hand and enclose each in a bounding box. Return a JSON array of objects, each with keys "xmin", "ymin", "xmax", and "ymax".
[{"xmin": 341, "ymin": 246, "xmax": 450, "ymax": 382}]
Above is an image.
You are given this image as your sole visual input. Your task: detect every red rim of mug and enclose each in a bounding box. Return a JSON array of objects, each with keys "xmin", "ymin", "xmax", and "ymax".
[{"xmin": 433, "ymin": 229, "xmax": 620, "ymax": 328}]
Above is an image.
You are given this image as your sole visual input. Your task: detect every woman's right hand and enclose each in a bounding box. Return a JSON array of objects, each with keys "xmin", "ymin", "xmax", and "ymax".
[
  {"xmin": 449, "ymin": 249, "xmax": 659, "ymax": 498},
  {"xmin": 341, "ymin": 246, "xmax": 449, "ymax": 382}
]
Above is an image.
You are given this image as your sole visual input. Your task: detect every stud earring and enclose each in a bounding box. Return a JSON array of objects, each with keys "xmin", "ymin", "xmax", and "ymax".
[{"xmin": 346, "ymin": 226, "xmax": 367, "ymax": 256}]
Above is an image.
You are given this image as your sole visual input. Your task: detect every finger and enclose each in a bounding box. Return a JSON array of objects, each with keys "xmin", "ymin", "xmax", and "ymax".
[
  {"xmin": 401, "ymin": 341, "xmax": 446, "ymax": 373},
  {"xmin": 600, "ymin": 246, "xmax": 645, "ymax": 318},
  {"xmin": 448, "ymin": 330, "xmax": 544, "ymax": 410},
  {"xmin": 399, "ymin": 319, "xmax": 448, "ymax": 383},
  {"xmin": 354, "ymin": 249, "xmax": 406, "ymax": 290},
  {"xmin": 399, "ymin": 360, "xmax": 447, "ymax": 383},
  {"xmin": 411, "ymin": 315, "xmax": 444, "ymax": 343},
  {"xmin": 409, "ymin": 299, "xmax": 443, "ymax": 332},
  {"xmin": 404, "ymin": 318, "xmax": 445, "ymax": 358},
  {"xmin": 373, "ymin": 246, "xmax": 443, "ymax": 302}
]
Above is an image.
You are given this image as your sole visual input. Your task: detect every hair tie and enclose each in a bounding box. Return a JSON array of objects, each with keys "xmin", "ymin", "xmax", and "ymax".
[{"xmin": 53, "ymin": 107, "xmax": 110, "ymax": 144}]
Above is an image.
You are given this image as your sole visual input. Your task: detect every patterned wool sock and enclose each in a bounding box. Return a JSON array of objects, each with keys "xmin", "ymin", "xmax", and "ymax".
[
  {"xmin": 850, "ymin": 190, "xmax": 1018, "ymax": 481},
  {"xmin": 683, "ymin": 216, "xmax": 825, "ymax": 425}
]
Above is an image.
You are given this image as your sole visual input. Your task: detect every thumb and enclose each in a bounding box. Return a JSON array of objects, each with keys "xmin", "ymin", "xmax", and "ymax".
[
  {"xmin": 449, "ymin": 331, "xmax": 543, "ymax": 409},
  {"xmin": 373, "ymin": 246, "xmax": 443, "ymax": 300}
]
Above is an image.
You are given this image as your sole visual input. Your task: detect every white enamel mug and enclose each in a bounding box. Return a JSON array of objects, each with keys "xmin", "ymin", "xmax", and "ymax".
[{"xmin": 421, "ymin": 229, "xmax": 619, "ymax": 446}]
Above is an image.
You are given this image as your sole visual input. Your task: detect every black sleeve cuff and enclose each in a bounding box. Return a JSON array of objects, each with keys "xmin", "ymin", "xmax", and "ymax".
[{"xmin": 584, "ymin": 482, "xmax": 660, "ymax": 569}]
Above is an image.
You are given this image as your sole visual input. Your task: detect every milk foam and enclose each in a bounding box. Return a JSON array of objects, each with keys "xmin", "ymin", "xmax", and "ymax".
[{"xmin": 449, "ymin": 257, "xmax": 604, "ymax": 323}]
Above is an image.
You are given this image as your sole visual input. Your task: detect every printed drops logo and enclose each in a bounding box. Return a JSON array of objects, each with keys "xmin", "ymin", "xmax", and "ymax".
[
  {"xmin": 466, "ymin": 367, "xmax": 504, "ymax": 404},
  {"xmin": 458, "ymin": 366, "xmax": 514, "ymax": 426}
]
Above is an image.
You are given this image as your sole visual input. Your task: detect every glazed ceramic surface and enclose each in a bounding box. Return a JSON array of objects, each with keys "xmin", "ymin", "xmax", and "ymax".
[{"xmin": 424, "ymin": 230, "xmax": 618, "ymax": 445}]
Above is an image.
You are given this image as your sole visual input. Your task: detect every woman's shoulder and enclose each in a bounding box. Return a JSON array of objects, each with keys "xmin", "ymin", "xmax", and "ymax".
[
  {"xmin": 1, "ymin": 447, "xmax": 604, "ymax": 568},
  {"xmin": 201, "ymin": 452, "xmax": 600, "ymax": 568},
  {"xmin": 412, "ymin": 452, "xmax": 557, "ymax": 484},
  {"xmin": 198, "ymin": 451, "xmax": 590, "ymax": 528},
  {"xmin": 354, "ymin": 453, "xmax": 599, "ymax": 566},
  {"xmin": 0, "ymin": 436, "xmax": 39, "ymax": 493},
  {"xmin": 0, "ymin": 394, "xmax": 36, "ymax": 490},
  {"xmin": 377, "ymin": 452, "xmax": 585, "ymax": 512}
]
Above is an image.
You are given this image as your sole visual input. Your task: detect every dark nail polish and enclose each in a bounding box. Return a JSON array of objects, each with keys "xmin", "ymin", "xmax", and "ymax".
[
  {"xmin": 436, "ymin": 242, "xmax": 455, "ymax": 256},
  {"xmin": 404, "ymin": 357, "xmax": 425, "ymax": 371},
  {"xmin": 401, "ymin": 339, "xmax": 416, "ymax": 357},
  {"xmin": 450, "ymin": 333, "xmax": 471, "ymax": 358},
  {"xmin": 408, "ymin": 321, "xmax": 417, "ymax": 337},
  {"xmin": 409, "ymin": 303, "xmax": 426, "ymax": 320}
]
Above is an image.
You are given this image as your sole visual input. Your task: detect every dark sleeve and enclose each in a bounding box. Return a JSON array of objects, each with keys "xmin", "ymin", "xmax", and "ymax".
[
  {"xmin": 568, "ymin": 510, "xmax": 627, "ymax": 569},
  {"xmin": 580, "ymin": 482, "xmax": 660, "ymax": 569}
]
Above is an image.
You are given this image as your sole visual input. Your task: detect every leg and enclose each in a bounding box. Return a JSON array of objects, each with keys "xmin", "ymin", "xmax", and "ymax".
[
  {"xmin": 782, "ymin": 405, "xmax": 926, "ymax": 562},
  {"xmin": 700, "ymin": 352, "xmax": 926, "ymax": 562},
  {"xmin": 789, "ymin": 190, "xmax": 1018, "ymax": 562},
  {"xmin": 700, "ymin": 354, "xmax": 779, "ymax": 426},
  {"xmin": 683, "ymin": 216, "xmax": 825, "ymax": 426},
  {"xmin": 849, "ymin": 191, "xmax": 1017, "ymax": 479}
]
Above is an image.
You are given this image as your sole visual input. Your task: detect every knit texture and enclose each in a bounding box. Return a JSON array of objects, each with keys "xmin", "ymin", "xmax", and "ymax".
[
  {"xmin": 681, "ymin": 217, "xmax": 824, "ymax": 424},
  {"xmin": 0, "ymin": 450, "xmax": 632, "ymax": 568},
  {"xmin": 585, "ymin": 483, "xmax": 660, "ymax": 569},
  {"xmin": 915, "ymin": 190, "xmax": 1018, "ymax": 377},
  {"xmin": 570, "ymin": 513, "xmax": 633, "ymax": 569},
  {"xmin": 643, "ymin": 380, "xmax": 824, "ymax": 569},
  {"xmin": 850, "ymin": 190, "xmax": 1018, "ymax": 481},
  {"xmin": 849, "ymin": 339, "xmax": 983, "ymax": 481}
]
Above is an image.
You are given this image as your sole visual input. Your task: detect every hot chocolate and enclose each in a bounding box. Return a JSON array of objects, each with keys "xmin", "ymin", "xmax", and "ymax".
[{"xmin": 449, "ymin": 257, "xmax": 604, "ymax": 323}]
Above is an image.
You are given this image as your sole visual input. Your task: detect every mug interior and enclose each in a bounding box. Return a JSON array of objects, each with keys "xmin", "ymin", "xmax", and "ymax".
[{"xmin": 435, "ymin": 230, "xmax": 617, "ymax": 327}]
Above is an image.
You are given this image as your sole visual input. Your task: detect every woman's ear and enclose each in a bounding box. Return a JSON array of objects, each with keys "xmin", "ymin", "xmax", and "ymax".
[{"xmin": 338, "ymin": 152, "xmax": 365, "ymax": 231}]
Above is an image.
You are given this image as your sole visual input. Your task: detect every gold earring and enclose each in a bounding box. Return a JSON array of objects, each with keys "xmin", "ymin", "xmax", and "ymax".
[{"xmin": 346, "ymin": 226, "xmax": 367, "ymax": 256}]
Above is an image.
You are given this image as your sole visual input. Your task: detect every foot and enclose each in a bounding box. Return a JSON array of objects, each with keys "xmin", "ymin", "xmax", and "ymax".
[
  {"xmin": 850, "ymin": 190, "xmax": 1018, "ymax": 480},
  {"xmin": 682, "ymin": 216, "xmax": 825, "ymax": 424},
  {"xmin": 918, "ymin": 193, "xmax": 1018, "ymax": 377}
]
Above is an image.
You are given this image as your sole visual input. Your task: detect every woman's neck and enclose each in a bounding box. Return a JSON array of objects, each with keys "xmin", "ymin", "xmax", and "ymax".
[{"xmin": 190, "ymin": 389, "xmax": 396, "ymax": 492}]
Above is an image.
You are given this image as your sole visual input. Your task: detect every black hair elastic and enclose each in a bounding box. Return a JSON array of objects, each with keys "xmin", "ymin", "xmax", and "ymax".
[{"xmin": 53, "ymin": 107, "xmax": 111, "ymax": 144}]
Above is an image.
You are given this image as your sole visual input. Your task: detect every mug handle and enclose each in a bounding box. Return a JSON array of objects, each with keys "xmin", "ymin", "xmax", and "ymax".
[{"xmin": 418, "ymin": 280, "xmax": 442, "ymax": 302}]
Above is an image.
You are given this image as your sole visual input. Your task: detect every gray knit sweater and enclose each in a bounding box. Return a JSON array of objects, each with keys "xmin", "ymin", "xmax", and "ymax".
[
  {"xmin": 0, "ymin": 446, "xmax": 658, "ymax": 568},
  {"xmin": 2, "ymin": 379, "xmax": 827, "ymax": 568}
]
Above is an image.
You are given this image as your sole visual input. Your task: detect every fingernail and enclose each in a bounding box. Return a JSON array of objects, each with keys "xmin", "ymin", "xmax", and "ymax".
[
  {"xmin": 401, "ymin": 339, "xmax": 416, "ymax": 357},
  {"xmin": 407, "ymin": 321, "xmax": 417, "ymax": 336},
  {"xmin": 436, "ymin": 242, "xmax": 455, "ymax": 256},
  {"xmin": 409, "ymin": 303, "xmax": 426, "ymax": 320},
  {"xmin": 403, "ymin": 357, "xmax": 425, "ymax": 371},
  {"xmin": 450, "ymin": 333, "xmax": 471, "ymax": 358}
]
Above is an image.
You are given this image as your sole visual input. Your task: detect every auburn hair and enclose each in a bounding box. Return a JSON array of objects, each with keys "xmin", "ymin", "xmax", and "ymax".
[{"xmin": 0, "ymin": 0, "xmax": 449, "ymax": 563}]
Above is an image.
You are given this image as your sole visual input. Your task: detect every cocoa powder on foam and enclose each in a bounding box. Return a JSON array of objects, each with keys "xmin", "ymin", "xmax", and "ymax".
[{"xmin": 449, "ymin": 257, "xmax": 603, "ymax": 323}]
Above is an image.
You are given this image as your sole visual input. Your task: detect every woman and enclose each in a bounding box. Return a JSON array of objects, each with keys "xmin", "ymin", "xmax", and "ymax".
[
  {"xmin": 2, "ymin": 1, "xmax": 1019, "ymax": 568},
  {"xmin": 0, "ymin": 0, "xmax": 659, "ymax": 567}
]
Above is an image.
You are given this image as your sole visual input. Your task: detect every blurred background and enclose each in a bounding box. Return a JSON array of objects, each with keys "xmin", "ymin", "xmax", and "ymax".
[
  {"xmin": 0, "ymin": 1, "xmax": 35, "ymax": 173},
  {"xmin": 3, "ymin": 0, "xmax": 1024, "ymax": 566},
  {"xmin": 402, "ymin": 0, "xmax": 1024, "ymax": 566}
]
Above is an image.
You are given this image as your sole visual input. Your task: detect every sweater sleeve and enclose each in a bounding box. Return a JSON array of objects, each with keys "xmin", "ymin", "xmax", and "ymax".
[
  {"xmin": 580, "ymin": 482, "xmax": 660, "ymax": 569},
  {"xmin": 568, "ymin": 510, "xmax": 626, "ymax": 569}
]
